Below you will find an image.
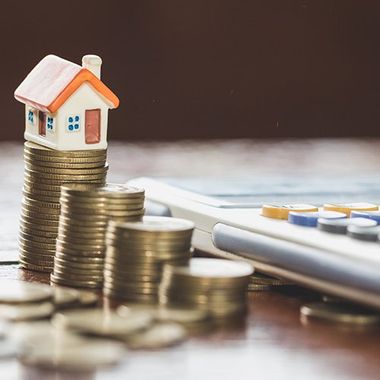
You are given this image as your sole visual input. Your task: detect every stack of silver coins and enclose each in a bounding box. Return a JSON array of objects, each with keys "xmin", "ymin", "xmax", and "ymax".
[
  {"xmin": 159, "ymin": 258, "xmax": 253, "ymax": 320},
  {"xmin": 20, "ymin": 142, "xmax": 107, "ymax": 272},
  {"xmin": 51, "ymin": 184, "xmax": 145, "ymax": 289},
  {"xmin": 104, "ymin": 216, "xmax": 194, "ymax": 302}
]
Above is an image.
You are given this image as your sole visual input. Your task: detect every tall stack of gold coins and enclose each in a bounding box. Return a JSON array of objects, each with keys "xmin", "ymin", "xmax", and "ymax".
[
  {"xmin": 104, "ymin": 216, "xmax": 194, "ymax": 302},
  {"xmin": 19, "ymin": 142, "xmax": 108, "ymax": 272},
  {"xmin": 159, "ymin": 258, "xmax": 253, "ymax": 320},
  {"xmin": 51, "ymin": 184, "xmax": 145, "ymax": 289}
]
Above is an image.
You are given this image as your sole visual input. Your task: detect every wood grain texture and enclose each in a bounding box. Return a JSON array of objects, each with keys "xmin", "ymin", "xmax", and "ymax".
[{"xmin": 1, "ymin": 140, "xmax": 380, "ymax": 379}]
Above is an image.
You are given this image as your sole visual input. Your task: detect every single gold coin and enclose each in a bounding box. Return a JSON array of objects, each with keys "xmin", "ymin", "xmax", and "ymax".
[
  {"xmin": 323, "ymin": 203, "xmax": 378, "ymax": 216},
  {"xmin": 300, "ymin": 301, "xmax": 380, "ymax": 325},
  {"xmin": 261, "ymin": 204, "xmax": 318, "ymax": 220},
  {"xmin": 126, "ymin": 322, "xmax": 187, "ymax": 349}
]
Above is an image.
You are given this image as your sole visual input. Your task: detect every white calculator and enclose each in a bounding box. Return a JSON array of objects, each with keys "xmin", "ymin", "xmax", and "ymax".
[{"xmin": 129, "ymin": 176, "xmax": 380, "ymax": 310}]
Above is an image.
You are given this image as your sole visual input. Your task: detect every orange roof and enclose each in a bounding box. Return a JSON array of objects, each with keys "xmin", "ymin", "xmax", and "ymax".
[{"xmin": 14, "ymin": 55, "xmax": 119, "ymax": 113}]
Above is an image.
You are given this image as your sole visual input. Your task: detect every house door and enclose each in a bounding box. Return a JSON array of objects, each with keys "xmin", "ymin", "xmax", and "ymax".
[
  {"xmin": 85, "ymin": 109, "xmax": 101, "ymax": 144},
  {"xmin": 38, "ymin": 111, "xmax": 46, "ymax": 136}
]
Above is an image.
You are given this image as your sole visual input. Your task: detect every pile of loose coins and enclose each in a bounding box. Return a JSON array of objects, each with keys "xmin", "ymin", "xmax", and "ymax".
[
  {"xmin": 20, "ymin": 142, "xmax": 107, "ymax": 272},
  {"xmin": 261, "ymin": 202, "xmax": 380, "ymax": 242},
  {"xmin": 51, "ymin": 184, "xmax": 145, "ymax": 289},
  {"xmin": 104, "ymin": 216, "xmax": 194, "ymax": 302},
  {"xmin": 159, "ymin": 258, "xmax": 253, "ymax": 320}
]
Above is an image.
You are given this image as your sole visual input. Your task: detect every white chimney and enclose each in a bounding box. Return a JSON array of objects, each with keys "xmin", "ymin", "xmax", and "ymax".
[{"xmin": 82, "ymin": 54, "xmax": 102, "ymax": 79}]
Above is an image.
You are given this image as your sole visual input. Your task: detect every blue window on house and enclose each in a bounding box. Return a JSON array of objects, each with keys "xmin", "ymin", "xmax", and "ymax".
[
  {"xmin": 47, "ymin": 117, "xmax": 54, "ymax": 131},
  {"xmin": 28, "ymin": 110, "xmax": 34, "ymax": 124},
  {"xmin": 67, "ymin": 115, "xmax": 80, "ymax": 132}
]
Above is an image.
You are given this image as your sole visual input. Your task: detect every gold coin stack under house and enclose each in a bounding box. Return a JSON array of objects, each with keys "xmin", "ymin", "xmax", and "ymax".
[
  {"xmin": 159, "ymin": 258, "xmax": 253, "ymax": 320},
  {"xmin": 19, "ymin": 142, "xmax": 108, "ymax": 272},
  {"xmin": 51, "ymin": 184, "xmax": 145, "ymax": 289},
  {"xmin": 104, "ymin": 216, "xmax": 194, "ymax": 302}
]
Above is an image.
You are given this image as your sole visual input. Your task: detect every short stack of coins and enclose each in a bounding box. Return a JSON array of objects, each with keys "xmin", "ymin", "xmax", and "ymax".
[
  {"xmin": 159, "ymin": 258, "xmax": 253, "ymax": 320},
  {"xmin": 104, "ymin": 216, "xmax": 194, "ymax": 302},
  {"xmin": 248, "ymin": 272, "xmax": 293, "ymax": 291},
  {"xmin": 19, "ymin": 142, "xmax": 108, "ymax": 272},
  {"xmin": 51, "ymin": 184, "xmax": 145, "ymax": 289}
]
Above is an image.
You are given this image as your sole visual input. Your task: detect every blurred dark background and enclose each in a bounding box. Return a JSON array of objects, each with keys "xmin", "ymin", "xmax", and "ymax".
[{"xmin": 3, "ymin": 0, "xmax": 380, "ymax": 140}]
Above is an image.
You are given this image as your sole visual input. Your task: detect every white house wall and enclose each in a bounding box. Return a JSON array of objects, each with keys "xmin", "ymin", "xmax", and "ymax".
[
  {"xmin": 56, "ymin": 83, "xmax": 109, "ymax": 151},
  {"xmin": 24, "ymin": 107, "xmax": 58, "ymax": 148}
]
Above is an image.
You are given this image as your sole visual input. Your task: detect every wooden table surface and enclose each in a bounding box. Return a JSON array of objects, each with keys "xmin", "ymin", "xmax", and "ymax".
[{"xmin": 1, "ymin": 139, "xmax": 380, "ymax": 380}]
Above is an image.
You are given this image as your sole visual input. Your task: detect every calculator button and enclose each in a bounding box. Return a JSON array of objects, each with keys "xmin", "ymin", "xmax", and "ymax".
[
  {"xmin": 288, "ymin": 211, "xmax": 346, "ymax": 227},
  {"xmin": 261, "ymin": 204, "xmax": 318, "ymax": 220},
  {"xmin": 347, "ymin": 225, "xmax": 380, "ymax": 242},
  {"xmin": 323, "ymin": 203, "xmax": 378, "ymax": 216},
  {"xmin": 317, "ymin": 217, "xmax": 376, "ymax": 234},
  {"xmin": 351, "ymin": 210, "xmax": 380, "ymax": 224}
]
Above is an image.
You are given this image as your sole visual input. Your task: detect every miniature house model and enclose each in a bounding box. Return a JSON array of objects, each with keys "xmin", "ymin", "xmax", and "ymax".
[{"xmin": 14, "ymin": 54, "xmax": 119, "ymax": 151}]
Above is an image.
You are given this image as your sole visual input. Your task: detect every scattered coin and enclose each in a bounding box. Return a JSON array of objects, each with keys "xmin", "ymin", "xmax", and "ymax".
[
  {"xmin": 118, "ymin": 304, "xmax": 211, "ymax": 330},
  {"xmin": 76, "ymin": 290, "xmax": 99, "ymax": 307},
  {"xmin": 0, "ymin": 280, "xmax": 52, "ymax": 304},
  {"xmin": 126, "ymin": 322, "xmax": 187, "ymax": 349},
  {"xmin": 0, "ymin": 302, "xmax": 54, "ymax": 321},
  {"xmin": 53, "ymin": 287, "xmax": 80, "ymax": 308},
  {"xmin": 300, "ymin": 301, "xmax": 380, "ymax": 325},
  {"xmin": 52, "ymin": 308, "xmax": 153, "ymax": 337},
  {"xmin": 19, "ymin": 337, "xmax": 125, "ymax": 371}
]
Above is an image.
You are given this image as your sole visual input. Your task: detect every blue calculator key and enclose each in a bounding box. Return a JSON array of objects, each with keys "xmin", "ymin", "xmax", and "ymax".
[
  {"xmin": 351, "ymin": 211, "xmax": 380, "ymax": 224},
  {"xmin": 288, "ymin": 211, "xmax": 346, "ymax": 227},
  {"xmin": 317, "ymin": 217, "xmax": 377, "ymax": 234},
  {"xmin": 347, "ymin": 225, "xmax": 380, "ymax": 242}
]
